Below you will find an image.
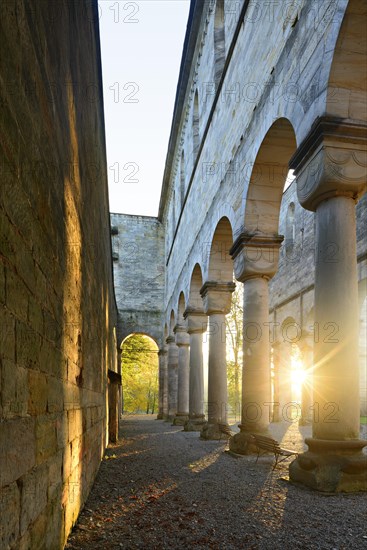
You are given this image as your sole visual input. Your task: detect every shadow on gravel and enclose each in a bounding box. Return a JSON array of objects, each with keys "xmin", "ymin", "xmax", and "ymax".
[{"xmin": 65, "ymin": 415, "xmax": 367, "ymax": 550}]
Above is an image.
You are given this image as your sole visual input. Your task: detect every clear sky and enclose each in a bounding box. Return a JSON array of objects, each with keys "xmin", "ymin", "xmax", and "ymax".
[{"xmin": 99, "ymin": 0, "xmax": 190, "ymax": 216}]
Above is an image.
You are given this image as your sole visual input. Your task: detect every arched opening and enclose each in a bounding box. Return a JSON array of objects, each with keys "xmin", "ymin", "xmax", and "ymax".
[
  {"xmin": 121, "ymin": 333, "xmax": 159, "ymax": 414},
  {"xmin": 193, "ymin": 90, "xmax": 200, "ymax": 158},
  {"xmin": 169, "ymin": 309, "xmax": 176, "ymax": 336},
  {"xmin": 326, "ymin": 0, "xmax": 367, "ymax": 121},
  {"xmin": 214, "ymin": 0, "xmax": 225, "ymax": 89},
  {"xmin": 225, "ymin": 283, "xmax": 243, "ymax": 422},
  {"xmin": 285, "ymin": 202, "xmax": 296, "ymax": 251},
  {"xmin": 177, "ymin": 291, "xmax": 186, "ymax": 326},
  {"xmin": 188, "ymin": 263, "xmax": 204, "ymax": 310},
  {"xmin": 272, "ymin": 317, "xmax": 308, "ymax": 422},
  {"xmin": 204, "ymin": 217, "xmax": 235, "ymax": 428},
  {"xmin": 244, "ymin": 118, "xmax": 297, "ymax": 233},
  {"xmin": 207, "ymin": 217, "xmax": 234, "ymax": 281},
  {"xmin": 180, "ymin": 150, "xmax": 185, "ymax": 208}
]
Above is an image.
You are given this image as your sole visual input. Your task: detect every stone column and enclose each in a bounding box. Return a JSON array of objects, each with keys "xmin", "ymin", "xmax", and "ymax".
[
  {"xmin": 184, "ymin": 308, "xmax": 207, "ymax": 431},
  {"xmin": 166, "ymin": 336, "xmax": 178, "ymax": 422},
  {"xmin": 200, "ymin": 281, "xmax": 235, "ymax": 440},
  {"xmin": 229, "ymin": 232, "xmax": 283, "ymax": 454},
  {"xmin": 289, "ymin": 117, "xmax": 367, "ymax": 492},
  {"xmin": 173, "ymin": 325, "xmax": 190, "ymax": 425},
  {"xmin": 157, "ymin": 347, "xmax": 167, "ymax": 419}
]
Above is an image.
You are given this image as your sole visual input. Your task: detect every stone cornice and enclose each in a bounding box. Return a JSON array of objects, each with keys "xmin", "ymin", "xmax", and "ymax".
[
  {"xmin": 230, "ymin": 232, "xmax": 284, "ymax": 260},
  {"xmin": 290, "ymin": 117, "xmax": 367, "ymax": 211},
  {"xmin": 183, "ymin": 306, "xmax": 205, "ymax": 318},
  {"xmin": 200, "ymin": 281, "xmax": 235, "ymax": 315},
  {"xmin": 200, "ymin": 281, "xmax": 236, "ymax": 297},
  {"xmin": 184, "ymin": 307, "xmax": 207, "ymax": 334},
  {"xmin": 230, "ymin": 232, "xmax": 283, "ymax": 282},
  {"xmin": 290, "ymin": 117, "xmax": 367, "ymax": 173}
]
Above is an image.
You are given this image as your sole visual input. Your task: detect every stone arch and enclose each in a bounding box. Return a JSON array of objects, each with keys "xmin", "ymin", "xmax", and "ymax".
[
  {"xmin": 117, "ymin": 314, "xmax": 163, "ymax": 350},
  {"xmin": 280, "ymin": 315, "xmax": 301, "ymax": 344},
  {"xmin": 326, "ymin": 0, "xmax": 367, "ymax": 121},
  {"xmin": 177, "ymin": 291, "xmax": 186, "ymax": 325},
  {"xmin": 188, "ymin": 263, "xmax": 204, "ymax": 310},
  {"xmin": 243, "ymin": 117, "xmax": 297, "ymax": 234},
  {"xmin": 207, "ymin": 216, "xmax": 234, "ymax": 282},
  {"xmin": 193, "ymin": 90, "xmax": 199, "ymax": 158},
  {"xmin": 214, "ymin": 0, "xmax": 225, "ymax": 88},
  {"xmin": 121, "ymin": 332, "xmax": 159, "ymax": 349}
]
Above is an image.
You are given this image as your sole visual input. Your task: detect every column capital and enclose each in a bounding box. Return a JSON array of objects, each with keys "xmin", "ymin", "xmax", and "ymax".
[
  {"xmin": 166, "ymin": 335, "xmax": 175, "ymax": 345},
  {"xmin": 184, "ymin": 307, "xmax": 207, "ymax": 334},
  {"xmin": 290, "ymin": 116, "xmax": 367, "ymax": 211},
  {"xmin": 174, "ymin": 324, "xmax": 190, "ymax": 346},
  {"xmin": 230, "ymin": 231, "xmax": 283, "ymax": 282},
  {"xmin": 158, "ymin": 347, "xmax": 168, "ymax": 356},
  {"xmin": 200, "ymin": 281, "xmax": 235, "ymax": 315}
]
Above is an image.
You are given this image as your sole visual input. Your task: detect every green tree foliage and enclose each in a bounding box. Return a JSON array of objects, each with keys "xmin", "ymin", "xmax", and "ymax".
[
  {"xmin": 226, "ymin": 285, "xmax": 243, "ymax": 419},
  {"xmin": 121, "ymin": 334, "xmax": 158, "ymax": 414}
]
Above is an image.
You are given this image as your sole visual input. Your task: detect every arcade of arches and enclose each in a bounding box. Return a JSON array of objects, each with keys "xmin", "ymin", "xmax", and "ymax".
[
  {"xmin": 112, "ymin": 0, "xmax": 367, "ymax": 495},
  {"xmin": 0, "ymin": 1, "xmax": 366, "ymax": 548}
]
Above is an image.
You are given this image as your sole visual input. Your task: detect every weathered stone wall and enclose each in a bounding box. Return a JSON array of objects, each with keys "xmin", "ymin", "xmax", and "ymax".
[
  {"xmin": 160, "ymin": 0, "xmax": 352, "ymax": 320},
  {"xmin": 110, "ymin": 214, "xmax": 165, "ymax": 348},
  {"xmin": 158, "ymin": 0, "xmax": 366, "ymax": 412},
  {"xmin": 0, "ymin": 1, "xmax": 118, "ymax": 548}
]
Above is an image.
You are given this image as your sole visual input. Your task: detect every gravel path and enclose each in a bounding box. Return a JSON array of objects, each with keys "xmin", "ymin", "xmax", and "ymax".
[{"xmin": 65, "ymin": 415, "xmax": 367, "ymax": 550}]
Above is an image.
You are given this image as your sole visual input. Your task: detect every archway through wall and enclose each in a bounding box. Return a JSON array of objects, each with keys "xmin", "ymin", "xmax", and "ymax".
[{"xmin": 120, "ymin": 333, "xmax": 159, "ymax": 415}]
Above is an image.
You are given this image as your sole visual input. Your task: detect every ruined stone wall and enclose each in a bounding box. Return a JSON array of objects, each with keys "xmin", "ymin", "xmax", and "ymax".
[
  {"xmin": 159, "ymin": 0, "xmax": 365, "ymax": 410},
  {"xmin": 161, "ymin": 0, "xmax": 351, "ymax": 321},
  {"xmin": 0, "ymin": 1, "xmax": 118, "ymax": 547},
  {"xmin": 110, "ymin": 214, "xmax": 165, "ymax": 348}
]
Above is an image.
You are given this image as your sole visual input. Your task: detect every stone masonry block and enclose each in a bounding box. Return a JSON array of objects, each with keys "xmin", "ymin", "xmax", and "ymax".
[
  {"xmin": 0, "ymin": 417, "xmax": 35, "ymax": 487},
  {"xmin": 28, "ymin": 369, "xmax": 47, "ymax": 415},
  {"xmin": 0, "ymin": 481, "xmax": 20, "ymax": 549},
  {"xmin": 1, "ymin": 360, "xmax": 28, "ymax": 417},
  {"xmin": 19, "ymin": 463, "xmax": 48, "ymax": 535},
  {"xmin": 35, "ymin": 413, "xmax": 58, "ymax": 465}
]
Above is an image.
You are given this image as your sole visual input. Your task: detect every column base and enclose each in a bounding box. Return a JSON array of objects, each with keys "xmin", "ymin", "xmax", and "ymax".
[
  {"xmin": 165, "ymin": 414, "xmax": 175, "ymax": 422},
  {"xmin": 156, "ymin": 414, "xmax": 163, "ymax": 420},
  {"xmin": 289, "ymin": 438, "xmax": 367, "ymax": 493},
  {"xmin": 184, "ymin": 415, "xmax": 206, "ymax": 432},
  {"xmin": 200, "ymin": 422, "xmax": 232, "ymax": 440},
  {"xmin": 172, "ymin": 413, "xmax": 189, "ymax": 426},
  {"xmin": 229, "ymin": 426, "xmax": 272, "ymax": 455}
]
